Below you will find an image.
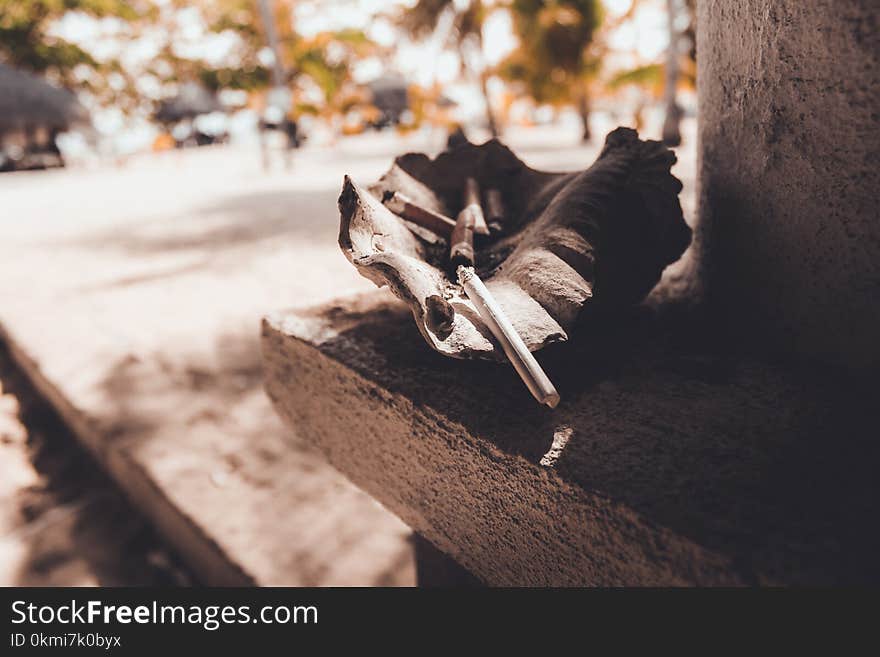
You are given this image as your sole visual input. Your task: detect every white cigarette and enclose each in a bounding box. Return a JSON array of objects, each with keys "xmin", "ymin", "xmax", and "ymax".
[{"xmin": 457, "ymin": 266, "xmax": 560, "ymax": 408}]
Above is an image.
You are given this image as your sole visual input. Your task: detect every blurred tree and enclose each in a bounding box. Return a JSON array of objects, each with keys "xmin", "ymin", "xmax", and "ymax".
[
  {"xmin": 0, "ymin": 0, "xmax": 146, "ymax": 80},
  {"xmin": 606, "ymin": 62, "xmax": 661, "ymax": 132},
  {"xmin": 607, "ymin": 0, "xmax": 695, "ymax": 144},
  {"xmin": 607, "ymin": 63, "xmax": 664, "ymax": 92},
  {"xmin": 498, "ymin": 0, "xmax": 604, "ymax": 141},
  {"xmin": 408, "ymin": 83, "xmax": 457, "ymax": 131},
  {"xmin": 294, "ymin": 29, "xmax": 378, "ymax": 119},
  {"xmin": 661, "ymin": 0, "xmax": 681, "ymax": 145},
  {"xmin": 0, "ymin": 0, "xmax": 378, "ymax": 122},
  {"xmin": 660, "ymin": 0, "xmax": 696, "ymax": 145},
  {"xmin": 256, "ymin": 0, "xmax": 285, "ymax": 87},
  {"xmin": 398, "ymin": 0, "xmax": 499, "ymax": 137},
  {"xmin": 197, "ymin": 0, "xmax": 292, "ymax": 91},
  {"xmin": 0, "ymin": 1, "xmax": 167, "ymax": 115},
  {"xmin": 682, "ymin": 0, "xmax": 696, "ymax": 62},
  {"xmin": 199, "ymin": 1, "xmax": 378, "ymax": 119}
]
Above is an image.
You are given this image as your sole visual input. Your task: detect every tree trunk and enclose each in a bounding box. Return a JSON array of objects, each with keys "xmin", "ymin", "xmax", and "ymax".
[
  {"xmin": 465, "ymin": 35, "xmax": 499, "ymax": 139},
  {"xmin": 662, "ymin": 0, "xmax": 682, "ymax": 146},
  {"xmin": 577, "ymin": 89, "xmax": 591, "ymax": 142},
  {"xmin": 478, "ymin": 71, "xmax": 499, "ymax": 138},
  {"xmin": 257, "ymin": 0, "xmax": 285, "ymax": 88}
]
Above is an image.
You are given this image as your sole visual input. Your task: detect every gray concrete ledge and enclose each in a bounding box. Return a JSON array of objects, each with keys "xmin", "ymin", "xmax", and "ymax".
[
  {"xmin": 0, "ymin": 316, "xmax": 414, "ymax": 587},
  {"xmin": 0, "ymin": 325, "xmax": 250, "ymax": 585},
  {"xmin": 263, "ymin": 290, "xmax": 880, "ymax": 585}
]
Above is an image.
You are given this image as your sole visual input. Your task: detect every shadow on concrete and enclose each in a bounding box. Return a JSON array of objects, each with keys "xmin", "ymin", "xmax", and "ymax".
[
  {"xmin": 56, "ymin": 188, "xmax": 343, "ymax": 292},
  {"xmin": 307, "ymin": 296, "xmax": 880, "ymax": 584},
  {"xmin": 90, "ymin": 328, "xmax": 414, "ymax": 586},
  {"xmin": 0, "ymin": 343, "xmax": 192, "ymax": 586},
  {"xmin": 80, "ymin": 189, "xmax": 340, "ymax": 254}
]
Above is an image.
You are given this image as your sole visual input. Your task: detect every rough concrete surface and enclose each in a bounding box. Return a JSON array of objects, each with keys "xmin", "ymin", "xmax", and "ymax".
[
  {"xmin": 0, "ymin": 345, "xmax": 191, "ymax": 585},
  {"xmin": 263, "ymin": 291, "xmax": 879, "ymax": 586},
  {"xmin": 698, "ymin": 0, "xmax": 880, "ymax": 369},
  {"xmin": 0, "ymin": 143, "xmax": 417, "ymax": 585}
]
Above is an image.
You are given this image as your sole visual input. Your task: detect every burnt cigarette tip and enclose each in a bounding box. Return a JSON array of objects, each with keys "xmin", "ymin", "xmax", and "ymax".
[{"xmin": 543, "ymin": 391, "xmax": 561, "ymax": 409}]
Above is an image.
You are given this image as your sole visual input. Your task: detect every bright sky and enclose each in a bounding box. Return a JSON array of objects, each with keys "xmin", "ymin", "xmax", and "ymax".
[
  {"xmin": 293, "ymin": 0, "xmax": 670, "ymax": 119},
  {"xmin": 49, "ymin": 0, "xmax": 672, "ymax": 138},
  {"xmin": 293, "ymin": 0, "xmax": 669, "ymax": 85},
  {"xmin": 52, "ymin": 0, "xmax": 670, "ymax": 86}
]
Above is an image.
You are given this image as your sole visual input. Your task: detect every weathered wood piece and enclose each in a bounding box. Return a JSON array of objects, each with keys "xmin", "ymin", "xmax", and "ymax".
[{"xmin": 338, "ymin": 128, "xmax": 692, "ymax": 362}]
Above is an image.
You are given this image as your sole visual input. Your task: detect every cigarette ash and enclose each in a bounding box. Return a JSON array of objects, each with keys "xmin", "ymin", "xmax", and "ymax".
[{"xmin": 337, "ymin": 127, "xmax": 691, "ymax": 363}]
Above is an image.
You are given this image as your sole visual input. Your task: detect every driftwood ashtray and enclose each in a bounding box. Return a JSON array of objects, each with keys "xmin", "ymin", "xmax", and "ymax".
[{"xmin": 337, "ymin": 127, "xmax": 691, "ymax": 368}]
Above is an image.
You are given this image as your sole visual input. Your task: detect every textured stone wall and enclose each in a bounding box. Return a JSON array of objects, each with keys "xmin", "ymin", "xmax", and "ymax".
[{"xmin": 698, "ymin": 1, "xmax": 879, "ymax": 369}]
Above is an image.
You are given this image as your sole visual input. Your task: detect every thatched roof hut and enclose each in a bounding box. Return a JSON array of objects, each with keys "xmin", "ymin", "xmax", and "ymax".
[
  {"xmin": 0, "ymin": 64, "xmax": 88, "ymax": 134},
  {"xmin": 154, "ymin": 83, "xmax": 223, "ymax": 123}
]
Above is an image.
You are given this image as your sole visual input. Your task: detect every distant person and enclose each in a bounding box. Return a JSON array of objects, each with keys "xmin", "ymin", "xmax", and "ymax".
[{"xmin": 283, "ymin": 119, "xmax": 300, "ymax": 150}]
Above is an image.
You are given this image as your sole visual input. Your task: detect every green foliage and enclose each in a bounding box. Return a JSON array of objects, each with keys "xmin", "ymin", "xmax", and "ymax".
[
  {"xmin": 166, "ymin": 0, "xmax": 276, "ymax": 96},
  {"xmin": 0, "ymin": 0, "xmax": 380, "ymax": 120},
  {"xmin": 606, "ymin": 61, "xmax": 693, "ymax": 96},
  {"xmin": 202, "ymin": 0, "xmax": 263, "ymax": 41},
  {"xmin": 199, "ymin": 1, "xmax": 378, "ymax": 111},
  {"xmin": 499, "ymin": 0, "xmax": 604, "ymax": 106},
  {"xmin": 607, "ymin": 63, "xmax": 663, "ymax": 92},
  {"xmin": 0, "ymin": 0, "xmax": 160, "ymax": 116},
  {"xmin": 292, "ymin": 29, "xmax": 378, "ymax": 113},
  {"xmin": 198, "ymin": 66, "xmax": 270, "ymax": 92},
  {"xmin": 399, "ymin": 0, "xmax": 488, "ymax": 48},
  {"xmin": 398, "ymin": 0, "xmax": 500, "ymax": 134},
  {"xmin": 0, "ymin": 0, "xmax": 147, "ymax": 77},
  {"xmin": 399, "ymin": 0, "xmax": 451, "ymax": 41}
]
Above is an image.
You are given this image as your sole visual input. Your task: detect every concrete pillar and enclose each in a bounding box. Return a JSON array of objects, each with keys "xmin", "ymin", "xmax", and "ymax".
[{"xmin": 698, "ymin": 1, "xmax": 879, "ymax": 369}]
